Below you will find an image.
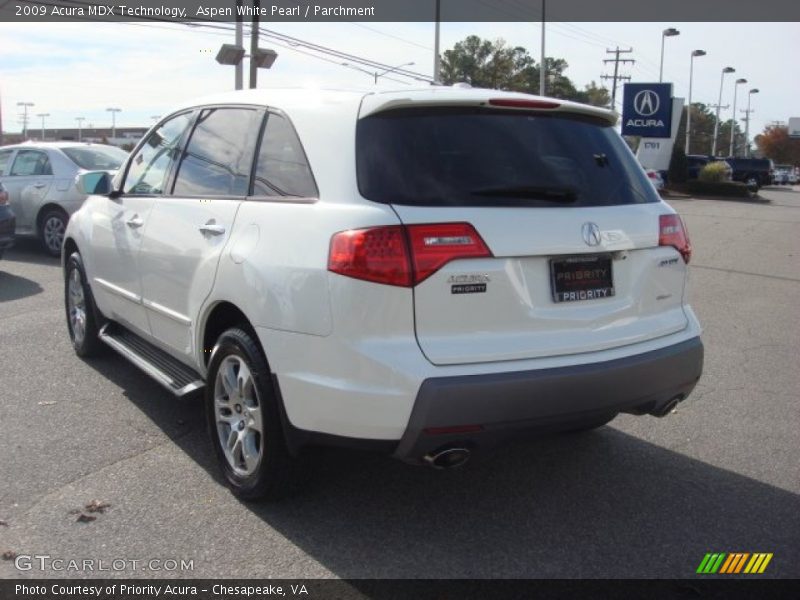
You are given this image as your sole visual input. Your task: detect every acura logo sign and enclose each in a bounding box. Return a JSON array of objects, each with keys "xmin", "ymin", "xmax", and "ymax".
[
  {"xmin": 633, "ymin": 89, "xmax": 660, "ymax": 116},
  {"xmin": 582, "ymin": 222, "xmax": 602, "ymax": 247}
]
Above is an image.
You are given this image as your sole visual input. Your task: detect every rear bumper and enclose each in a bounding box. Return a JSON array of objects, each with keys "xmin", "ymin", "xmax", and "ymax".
[{"xmin": 394, "ymin": 336, "xmax": 703, "ymax": 463}]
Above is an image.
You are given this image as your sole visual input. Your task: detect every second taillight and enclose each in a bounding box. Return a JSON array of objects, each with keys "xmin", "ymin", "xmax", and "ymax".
[
  {"xmin": 328, "ymin": 223, "xmax": 491, "ymax": 287},
  {"xmin": 659, "ymin": 214, "xmax": 692, "ymax": 264}
]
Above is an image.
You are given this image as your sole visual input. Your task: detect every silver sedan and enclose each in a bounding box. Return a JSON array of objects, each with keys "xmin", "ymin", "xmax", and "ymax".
[{"xmin": 0, "ymin": 142, "xmax": 128, "ymax": 256}]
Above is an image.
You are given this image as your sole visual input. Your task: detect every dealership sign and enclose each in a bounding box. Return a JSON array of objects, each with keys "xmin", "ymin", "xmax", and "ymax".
[{"xmin": 621, "ymin": 83, "xmax": 673, "ymax": 138}]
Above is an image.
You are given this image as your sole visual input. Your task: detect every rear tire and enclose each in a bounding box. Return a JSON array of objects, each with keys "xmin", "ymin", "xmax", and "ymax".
[
  {"xmin": 40, "ymin": 208, "xmax": 68, "ymax": 257},
  {"xmin": 205, "ymin": 327, "xmax": 297, "ymax": 501},
  {"xmin": 64, "ymin": 252, "xmax": 103, "ymax": 357}
]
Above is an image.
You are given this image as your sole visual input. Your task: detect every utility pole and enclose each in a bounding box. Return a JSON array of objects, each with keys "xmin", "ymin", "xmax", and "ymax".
[
  {"xmin": 539, "ymin": 0, "xmax": 546, "ymax": 96},
  {"xmin": 36, "ymin": 113, "xmax": 50, "ymax": 141},
  {"xmin": 249, "ymin": 0, "xmax": 260, "ymax": 89},
  {"xmin": 235, "ymin": 0, "xmax": 244, "ymax": 90},
  {"xmin": 17, "ymin": 102, "xmax": 34, "ymax": 140},
  {"xmin": 740, "ymin": 110, "xmax": 754, "ymax": 157},
  {"xmin": 601, "ymin": 47, "xmax": 634, "ymax": 110},
  {"xmin": 76, "ymin": 117, "xmax": 85, "ymax": 142},
  {"xmin": 433, "ymin": 0, "xmax": 441, "ymax": 84}
]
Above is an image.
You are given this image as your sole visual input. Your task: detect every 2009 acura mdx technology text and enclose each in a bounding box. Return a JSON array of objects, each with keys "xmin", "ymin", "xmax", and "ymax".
[{"xmin": 63, "ymin": 86, "xmax": 703, "ymax": 500}]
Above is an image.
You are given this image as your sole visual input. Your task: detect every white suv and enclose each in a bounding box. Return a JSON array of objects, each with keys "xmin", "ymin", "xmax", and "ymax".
[{"xmin": 63, "ymin": 87, "xmax": 703, "ymax": 500}]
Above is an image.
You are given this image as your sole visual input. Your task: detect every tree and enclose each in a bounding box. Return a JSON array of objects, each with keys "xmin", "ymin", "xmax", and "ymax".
[
  {"xmin": 439, "ymin": 36, "xmax": 608, "ymax": 106},
  {"xmin": 755, "ymin": 125, "xmax": 800, "ymax": 164},
  {"xmin": 668, "ymin": 144, "xmax": 688, "ymax": 184}
]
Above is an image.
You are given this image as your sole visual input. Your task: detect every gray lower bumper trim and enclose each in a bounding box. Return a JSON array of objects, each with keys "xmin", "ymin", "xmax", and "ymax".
[{"xmin": 395, "ymin": 337, "xmax": 703, "ymax": 461}]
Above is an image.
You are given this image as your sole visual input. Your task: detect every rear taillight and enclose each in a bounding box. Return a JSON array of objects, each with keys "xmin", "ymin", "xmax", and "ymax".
[
  {"xmin": 659, "ymin": 214, "xmax": 692, "ymax": 264},
  {"xmin": 328, "ymin": 223, "xmax": 492, "ymax": 287}
]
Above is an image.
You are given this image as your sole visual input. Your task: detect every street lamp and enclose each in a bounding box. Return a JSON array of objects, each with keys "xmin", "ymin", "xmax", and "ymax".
[
  {"xmin": 36, "ymin": 113, "xmax": 50, "ymax": 141},
  {"xmin": 729, "ymin": 78, "xmax": 747, "ymax": 157},
  {"xmin": 17, "ymin": 101, "xmax": 34, "ymax": 139},
  {"xmin": 744, "ymin": 88, "xmax": 759, "ymax": 158},
  {"xmin": 711, "ymin": 67, "xmax": 735, "ymax": 156},
  {"xmin": 76, "ymin": 117, "xmax": 85, "ymax": 142},
  {"xmin": 685, "ymin": 49, "xmax": 706, "ymax": 154},
  {"xmin": 106, "ymin": 107, "xmax": 121, "ymax": 140},
  {"xmin": 216, "ymin": 43, "xmax": 277, "ymax": 89},
  {"xmin": 659, "ymin": 27, "xmax": 680, "ymax": 83}
]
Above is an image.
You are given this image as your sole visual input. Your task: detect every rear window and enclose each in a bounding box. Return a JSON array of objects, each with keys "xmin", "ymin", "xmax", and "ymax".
[
  {"xmin": 356, "ymin": 107, "xmax": 658, "ymax": 207},
  {"xmin": 62, "ymin": 146, "xmax": 128, "ymax": 170}
]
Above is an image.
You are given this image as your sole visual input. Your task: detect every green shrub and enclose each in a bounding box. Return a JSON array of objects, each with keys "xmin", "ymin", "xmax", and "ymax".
[
  {"xmin": 684, "ymin": 180, "xmax": 752, "ymax": 198},
  {"xmin": 698, "ymin": 161, "xmax": 729, "ymax": 183}
]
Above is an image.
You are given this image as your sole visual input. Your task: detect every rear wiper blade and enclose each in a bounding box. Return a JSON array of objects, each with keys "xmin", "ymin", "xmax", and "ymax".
[{"xmin": 470, "ymin": 185, "xmax": 577, "ymax": 202}]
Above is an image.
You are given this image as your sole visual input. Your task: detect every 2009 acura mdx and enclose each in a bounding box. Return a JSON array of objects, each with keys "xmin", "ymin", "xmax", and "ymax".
[{"xmin": 63, "ymin": 86, "xmax": 703, "ymax": 500}]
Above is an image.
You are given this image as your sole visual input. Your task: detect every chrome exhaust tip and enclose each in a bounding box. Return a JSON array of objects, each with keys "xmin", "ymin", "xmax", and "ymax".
[
  {"xmin": 423, "ymin": 447, "xmax": 471, "ymax": 469},
  {"xmin": 652, "ymin": 396, "xmax": 682, "ymax": 417}
]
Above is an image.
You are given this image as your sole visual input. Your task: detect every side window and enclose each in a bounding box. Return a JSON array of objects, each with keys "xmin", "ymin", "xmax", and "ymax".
[
  {"xmin": 253, "ymin": 113, "xmax": 317, "ymax": 198},
  {"xmin": 123, "ymin": 112, "xmax": 193, "ymax": 195},
  {"xmin": 0, "ymin": 150, "xmax": 14, "ymax": 176},
  {"xmin": 9, "ymin": 150, "xmax": 52, "ymax": 176},
  {"xmin": 172, "ymin": 107, "xmax": 262, "ymax": 197}
]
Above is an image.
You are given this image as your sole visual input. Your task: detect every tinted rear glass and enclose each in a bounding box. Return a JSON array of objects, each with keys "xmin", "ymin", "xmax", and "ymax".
[
  {"xmin": 357, "ymin": 108, "xmax": 658, "ymax": 207},
  {"xmin": 62, "ymin": 146, "xmax": 128, "ymax": 170}
]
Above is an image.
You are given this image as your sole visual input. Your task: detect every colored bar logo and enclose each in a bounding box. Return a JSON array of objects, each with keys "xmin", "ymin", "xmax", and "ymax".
[{"xmin": 697, "ymin": 553, "xmax": 773, "ymax": 574}]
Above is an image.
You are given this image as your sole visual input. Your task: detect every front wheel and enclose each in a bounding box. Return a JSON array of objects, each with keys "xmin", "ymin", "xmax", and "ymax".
[
  {"xmin": 64, "ymin": 252, "xmax": 103, "ymax": 357},
  {"xmin": 205, "ymin": 328, "xmax": 297, "ymax": 501}
]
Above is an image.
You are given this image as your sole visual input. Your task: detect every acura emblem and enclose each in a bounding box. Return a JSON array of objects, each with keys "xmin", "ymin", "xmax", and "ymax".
[
  {"xmin": 582, "ymin": 222, "xmax": 602, "ymax": 246},
  {"xmin": 633, "ymin": 90, "xmax": 660, "ymax": 116}
]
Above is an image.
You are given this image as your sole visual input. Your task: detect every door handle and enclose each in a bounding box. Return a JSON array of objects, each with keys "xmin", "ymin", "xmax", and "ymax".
[
  {"xmin": 126, "ymin": 215, "xmax": 144, "ymax": 229},
  {"xmin": 33, "ymin": 182, "xmax": 47, "ymax": 189},
  {"xmin": 199, "ymin": 221, "xmax": 226, "ymax": 236}
]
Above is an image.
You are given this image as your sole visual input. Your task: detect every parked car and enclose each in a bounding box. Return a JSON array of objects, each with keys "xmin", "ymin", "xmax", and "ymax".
[
  {"xmin": 0, "ymin": 142, "xmax": 128, "ymax": 256},
  {"xmin": 789, "ymin": 168, "xmax": 799, "ymax": 185},
  {"xmin": 773, "ymin": 165, "xmax": 793, "ymax": 185},
  {"xmin": 686, "ymin": 155, "xmax": 733, "ymax": 181},
  {"xmin": 645, "ymin": 168, "xmax": 665, "ymax": 191},
  {"xmin": 0, "ymin": 182, "xmax": 14, "ymax": 259},
  {"xmin": 722, "ymin": 157, "xmax": 774, "ymax": 189},
  {"xmin": 63, "ymin": 87, "xmax": 704, "ymax": 500}
]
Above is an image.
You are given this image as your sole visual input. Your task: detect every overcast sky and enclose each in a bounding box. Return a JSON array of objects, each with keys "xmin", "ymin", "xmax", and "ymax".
[{"xmin": 1, "ymin": 20, "xmax": 797, "ymax": 147}]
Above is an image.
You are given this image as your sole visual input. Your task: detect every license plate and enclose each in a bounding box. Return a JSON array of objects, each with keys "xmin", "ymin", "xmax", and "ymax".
[{"xmin": 550, "ymin": 255, "xmax": 614, "ymax": 303}]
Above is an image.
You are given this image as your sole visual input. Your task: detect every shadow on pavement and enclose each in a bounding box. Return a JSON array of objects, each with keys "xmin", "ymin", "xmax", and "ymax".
[
  {"xmin": 2, "ymin": 238, "xmax": 60, "ymax": 267},
  {"xmin": 84, "ymin": 353, "xmax": 800, "ymax": 579},
  {"xmin": 0, "ymin": 271, "xmax": 44, "ymax": 302}
]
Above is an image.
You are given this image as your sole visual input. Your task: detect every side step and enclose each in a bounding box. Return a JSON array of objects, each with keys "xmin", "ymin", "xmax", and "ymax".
[{"xmin": 99, "ymin": 323, "xmax": 205, "ymax": 397}]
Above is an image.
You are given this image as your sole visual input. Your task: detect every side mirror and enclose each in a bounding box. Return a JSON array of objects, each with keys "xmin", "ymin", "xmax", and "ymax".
[{"xmin": 77, "ymin": 171, "xmax": 113, "ymax": 196}]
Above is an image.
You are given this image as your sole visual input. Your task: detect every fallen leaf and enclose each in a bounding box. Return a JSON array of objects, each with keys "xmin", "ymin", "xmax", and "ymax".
[
  {"xmin": 2, "ymin": 551, "xmax": 17, "ymax": 560},
  {"xmin": 84, "ymin": 500, "xmax": 111, "ymax": 514},
  {"xmin": 76, "ymin": 514, "xmax": 96, "ymax": 523},
  {"xmin": 67, "ymin": 509, "xmax": 81, "ymax": 515},
  {"xmin": 0, "ymin": 520, "xmax": 7, "ymax": 527},
  {"xmin": 37, "ymin": 401, "xmax": 58, "ymax": 406}
]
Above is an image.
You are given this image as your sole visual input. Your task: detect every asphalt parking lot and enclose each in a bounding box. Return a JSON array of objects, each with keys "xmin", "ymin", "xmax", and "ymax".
[{"xmin": 1, "ymin": 187, "xmax": 799, "ymax": 580}]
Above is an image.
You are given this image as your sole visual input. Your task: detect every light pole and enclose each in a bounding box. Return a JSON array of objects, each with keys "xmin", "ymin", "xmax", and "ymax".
[
  {"xmin": 76, "ymin": 117, "xmax": 85, "ymax": 142},
  {"xmin": 744, "ymin": 88, "xmax": 759, "ymax": 157},
  {"xmin": 729, "ymin": 78, "xmax": 747, "ymax": 157},
  {"xmin": 659, "ymin": 27, "xmax": 680, "ymax": 83},
  {"xmin": 341, "ymin": 62, "xmax": 415, "ymax": 85},
  {"xmin": 685, "ymin": 49, "xmax": 706, "ymax": 155},
  {"xmin": 433, "ymin": 0, "xmax": 441, "ymax": 83},
  {"xmin": 36, "ymin": 113, "xmax": 50, "ymax": 140},
  {"xmin": 106, "ymin": 107, "xmax": 121, "ymax": 140},
  {"xmin": 17, "ymin": 102, "xmax": 34, "ymax": 139},
  {"xmin": 373, "ymin": 62, "xmax": 415, "ymax": 84},
  {"xmin": 150, "ymin": 115, "xmax": 161, "ymax": 122},
  {"xmin": 711, "ymin": 67, "xmax": 735, "ymax": 156}
]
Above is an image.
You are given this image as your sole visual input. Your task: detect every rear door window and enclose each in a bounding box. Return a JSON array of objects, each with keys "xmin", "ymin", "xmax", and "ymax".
[
  {"xmin": 0, "ymin": 150, "xmax": 14, "ymax": 176},
  {"xmin": 9, "ymin": 150, "xmax": 52, "ymax": 176},
  {"xmin": 172, "ymin": 107, "xmax": 263, "ymax": 197},
  {"xmin": 357, "ymin": 107, "xmax": 657, "ymax": 207}
]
